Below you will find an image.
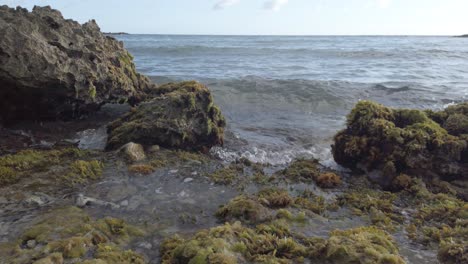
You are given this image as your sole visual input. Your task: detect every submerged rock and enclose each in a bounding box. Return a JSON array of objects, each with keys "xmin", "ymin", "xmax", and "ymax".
[
  {"xmin": 332, "ymin": 101, "xmax": 468, "ymax": 188},
  {"xmin": 0, "ymin": 6, "xmax": 156, "ymax": 122},
  {"xmin": 106, "ymin": 81, "xmax": 226, "ymax": 151},
  {"xmin": 118, "ymin": 142, "xmax": 146, "ymax": 162}
]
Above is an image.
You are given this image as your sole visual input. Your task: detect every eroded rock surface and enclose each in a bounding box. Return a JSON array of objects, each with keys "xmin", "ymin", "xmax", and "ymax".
[
  {"xmin": 0, "ymin": 6, "xmax": 156, "ymax": 122},
  {"xmin": 106, "ymin": 81, "xmax": 226, "ymax": 151}
]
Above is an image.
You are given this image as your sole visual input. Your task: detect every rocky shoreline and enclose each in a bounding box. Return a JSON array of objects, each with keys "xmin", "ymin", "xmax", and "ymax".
[{"xmin": 0, "ymin": 5, "xmax": 467, "ymax": 264}]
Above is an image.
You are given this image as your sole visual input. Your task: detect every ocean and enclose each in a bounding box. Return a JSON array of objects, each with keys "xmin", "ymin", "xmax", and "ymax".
[{"xmin": 115, "ymin": 35, "xmax": 468, "ymax": 166}]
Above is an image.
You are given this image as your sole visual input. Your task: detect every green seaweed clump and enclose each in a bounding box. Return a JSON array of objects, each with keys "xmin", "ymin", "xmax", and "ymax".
[
  {"xmin": 405, "ymin": 188, "xmax": 467, "ymax": 263},
  {"xmin": 257, "ymin": 188, "xmax": 294, "ymax": 208},
  {"xmin": 0, "ymin": 148, "xmax": 95, "ymax": 187},
  {"xmin": 293, "ymin": 190, "xmax": 330, "ymax": 215},
  {"xmin": 280, "ymin": 159, "xmax": 320, "ymax": 182},
  {"xmin": 309, "ymin": 226, "xmax": 405, "ymax": 264},
  {"xmin": 279, "ymin": 159, "xmax": 341, "ymax": 188},
  {"xmin": 216, "ymin": 195, "xmax": 271, "ymax": 224},
  {"xmin": 106, "ymin": 81, "xmax": 226, "ymax": 151},
  {"xmin": 338, "ymin": 188, "xmax": 402, "ymax": 229},
  {"xmin": 160, "ymin": 221, "xmax": 306, "ymax": 264},
  {"xmin": 63, "ymin": 160, "xmax": 104, "ymax": 186},
  {"xmin": 128, "ymin": 164, "xmax": 155, "ymax": 175},
  {"xmin": 332, "ymin": 101, "xmax": 468, "ymax": 186},
  {"xmin": 207, "ymin": 164, "xmax": 242, "ymax": 185},
  {"xmin": 0, "ymin": 206, "xmax": 146, "ymax": 263}
]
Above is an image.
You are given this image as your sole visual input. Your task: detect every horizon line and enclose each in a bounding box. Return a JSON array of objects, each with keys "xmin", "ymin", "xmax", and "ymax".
[{"xmin": 106, "ymin": 33, "xmax": 462, "ymax": 37}]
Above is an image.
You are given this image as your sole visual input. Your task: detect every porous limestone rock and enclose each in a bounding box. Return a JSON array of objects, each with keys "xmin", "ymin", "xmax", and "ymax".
[{"xmin": 0, "ymin": 5, "xmax": 156, "ymax": 122}]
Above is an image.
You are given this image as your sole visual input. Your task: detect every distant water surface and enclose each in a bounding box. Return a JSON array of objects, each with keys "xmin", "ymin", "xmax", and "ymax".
[{"xmin": 115, "ymin": 35, "xmax": 468, "ymax": 165}]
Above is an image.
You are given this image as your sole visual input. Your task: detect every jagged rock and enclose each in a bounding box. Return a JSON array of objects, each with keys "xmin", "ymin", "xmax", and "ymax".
[
  {"xmin": 106, "ymin": 81, "xmax": 226, "ymax": 151},
  {"xmin": 0, "ymin": 5, "xmax": 156, "ymax": 122},
  {"xmin": 332, "ymin": 101, "xmax": 468, "ymax": 188},
  {"xmin": 118, "ymin": 142, "xmax": 146, "ymax": 162}
]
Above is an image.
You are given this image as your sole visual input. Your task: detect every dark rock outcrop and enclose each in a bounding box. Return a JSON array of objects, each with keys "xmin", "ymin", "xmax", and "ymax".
[
  {"xmin": 332, "ymin": 101, "xmax": 468, "ymax": 188},
  {"xmin": 106, "ymin": 81, "xmax": 226, "ymax": 151},
  {"xmin": 0, "ymin": 6, "xmax": 155, "ymax": 122}
]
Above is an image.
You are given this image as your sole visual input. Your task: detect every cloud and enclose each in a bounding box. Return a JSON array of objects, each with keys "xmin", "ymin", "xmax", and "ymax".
[
  {"xmin": 213, "ymin": 0, "xmax": 240, "ymax": 10},
  {"xmin": 263, "ymin": 0, "xmax": 289, "ymax": 11},
  {"xmin": 377, "ymin": 0, "xmax": 392, "ymax": 8}
]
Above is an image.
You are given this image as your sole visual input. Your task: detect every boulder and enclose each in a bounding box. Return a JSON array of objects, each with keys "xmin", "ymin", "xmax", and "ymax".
[
  {"xmin": 332, "ymin": 101, "xmax": 468, "ymax": 187},
  {"xmin": 106, "ymin": 81, "xmax": 226, "ymax": 151},
  {"xmin": 0, "ymin": 6, "xmax": 156, "ymax": 122}
]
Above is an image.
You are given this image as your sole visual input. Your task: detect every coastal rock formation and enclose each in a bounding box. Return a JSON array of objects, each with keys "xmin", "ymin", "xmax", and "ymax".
[
  {"xmin": 0, "ymin": 6, "xmax": 156, "ymax": 122},
  {"xmin": 332, "ymin": 101, "xmax": 468, "ymax": 187},
  {"xmin": 106, "ymin": 81, "xmax": 226, "ymax": 151}
]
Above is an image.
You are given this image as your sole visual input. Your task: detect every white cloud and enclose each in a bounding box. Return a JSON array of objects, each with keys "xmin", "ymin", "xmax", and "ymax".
[
  {"xmin": 263, "ymin": 0, "xmax": 289, "ymax": 11},
  {"xmin": 377, "ymin": 0, "xmax": 392, "ymax": 8},
  {"xmin": 213, "ymin": 0, "xmax": 240, "ymax": 10}
]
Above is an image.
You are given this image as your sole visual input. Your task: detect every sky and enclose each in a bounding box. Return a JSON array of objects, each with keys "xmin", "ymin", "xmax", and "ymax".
[{"xmin": 1, "ymin": 0, "xmax": 467, "ymax": 35}]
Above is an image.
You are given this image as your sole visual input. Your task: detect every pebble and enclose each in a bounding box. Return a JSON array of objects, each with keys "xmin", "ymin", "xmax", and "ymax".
[
  {"xmin": 178, "ymin": 190, "xmax": 189, "ymax": 197},
  {"xmin": 191, "ymin": 171, "xmax": 198, "ymax": 176},
  {"xmin": 120, "ymin": 200, "xmax": 129, "ymax": 207},
  {"xmin": 169, "ymin": 170, "xmax": 179, "ymax": 174},
  {"xmin": 138, "ymin": 242, "xmax": 153, "ymax": 249},
  {"xmin": 183, "ymin": 178, "xmax": 193, "ymax": 183},
  {"xmin": 26, "ymin": 240, "xmax": 36, "ymax": 249},
  {"xmin": 24, "ymin": 195, "xmax": 48, "ymax": 206}
]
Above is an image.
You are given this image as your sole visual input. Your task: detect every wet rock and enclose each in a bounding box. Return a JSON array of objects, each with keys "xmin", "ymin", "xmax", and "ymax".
[
  {"xmin": 24, "ymin": 194, "xmax": 50, "ymax": 206},
  {"xmin": 183, "ymin": 178, "xmax": 193, "ymax": 183},
  {"xmin": 332, "ymin": 101, "xmax": 468, "ymax": 188},
  {"xmin": 106, "ymin": 81, "xmax": 226, "ymax": 151},
  {"xmin": 0, "ymin": 6, "xmax": 156, "ymax": 123},
  {"xmin": 148, "ymin": 145, "xmax": 160, "ymax": 153},
  {"xmin": 76, "ymin": 194, "xmax": 119, "ymax": 209},
  {"xmin": 118, "ymin": 142, "xmax": 146, "ymax": 162},
  {"xmin": 26, "ymin": 239, "xmax": 36, "ymax": 249},
  {"xmin": 106, "ymin": 184, "xmax": 138, "ymax": 202}
]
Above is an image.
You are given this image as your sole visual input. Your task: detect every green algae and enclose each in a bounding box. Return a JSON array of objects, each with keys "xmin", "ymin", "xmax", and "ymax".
[
  {"xmin": 216, "ymin": 195, "xmax": 271, "ymax": 224},
  {"xmin": 63, "ymin": 160, "xmax": 104, "ymax": 186},
  {"xmin": 338, "ymin": 187, "xmax": 403, "ymax": 230},
  {"xmin": 400, "ymin": 181, "xmax": 468, "ymax": 263},
  {"xmin": 160, "ymin": 222, "xmax": 406, "ymax": 264},
  {"xmin": 280, "ymin": 159, "xmax": 320, "ymax": 182},
  {"xmin": 257, "ymin": 188, "xmax": 294, "ymax": 208},
  {"xmin": 0, "ymin": 148, "xmax": 98, "ymax": 187},
  {"xmin": 160, "ymin": 221, "xmax": 306, "ymax": 264},
  {"xmin": 0, "ymin": 206, "xmax": 146, "ymax": 263},
  {"xmin": 128, "ymin": 164, "xmax": 155, "ymax": 175},
  {"xmin": 207, "ymin": 165, "xmax": 241, "ymax": 185},
  {"xmin": 310, "ymin": 226, "xmax": 405, "ymax": 264},
  {"xmin": 293, "ymin": 190, "xmax": 331, "ymax": 215},
  {"xmin": 332, "ymin": 101, "xmax": 468, "ymax": 187},
  {"xmin": 279, "ymin": 159, "xmax": 342, "ymax": 188},
  {"xmin": 106, "ymin": 81, "xmax": 226, "ymax": 151}
]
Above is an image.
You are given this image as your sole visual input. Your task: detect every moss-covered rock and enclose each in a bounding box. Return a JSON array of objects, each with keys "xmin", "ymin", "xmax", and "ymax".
[
  {"xmin": 216, "ymin": 195, "xmax": 271, "ymax": 224},
  {"xmin": 160, "ymin": 221, "xmax": 306, "ymax": 264},
  {"xmin": 161, "ymin": 223, "xmax": 405, "ymax": 264},
  {"xmin": 332, "ymin": 101, "xmax": 468, "ymax": 188},
  {"xmin": 309, "ymin": 226, "xmax": 406, "ymax": 264},
  {"xmin": 106, "ymin": 81, "xmax": 226, "ymax": 151},
  {"xmin": 0, "ymin": 206, "xmax": 146, "ymax": 263}
]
